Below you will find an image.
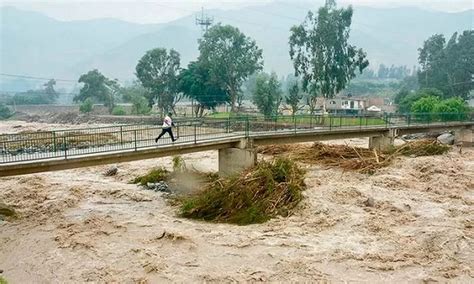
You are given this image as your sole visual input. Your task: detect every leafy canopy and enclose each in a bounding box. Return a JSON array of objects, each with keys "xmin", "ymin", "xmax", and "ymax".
[
  {"xmin": 252, "ymin": 72, "xmax": 283, "ymax": 118},
  {"xmin": 418, "ymin": 30, "xmax": 474, "ymax": 100},
  {"xmin": 289, "ymin": 0, "xmax": 369, "ymax": 99},
  {"xmin": 136, "ymin": 48, "xmax": 181, "ymax": 113},
  {"xmin": 178, "ymin": 61, "xmax": 228, "ymax": 117},
  {"xmin": 397, "ymin": 88, "xmax": 443, "ymax": 114},
  {"xmin": 198, "ymin": 24, "xmax": 263, "ymax": 111},
  {"xmin": 286, "ymin": 81, "xmax": 303, "ymax": 115},
  {"xmin": 74, "ymin": 69, "xmax": 119, "ymax": 113},
  {"xmin": 122, "ymin": 82, "xmax": 151, "ymax": 115}
]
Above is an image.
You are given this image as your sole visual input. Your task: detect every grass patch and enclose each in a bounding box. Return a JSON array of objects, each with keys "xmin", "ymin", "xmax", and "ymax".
[
  {"xmin": 179, "ymin": 157, "xmax": 306, "ymax": 225},
  {"xmin": 131, "ymin": 167, "xmax": 170, "ymax": 185},
  {"xmin": 0, "ymin": 276, "xmax": 8, "ymax": 284}
]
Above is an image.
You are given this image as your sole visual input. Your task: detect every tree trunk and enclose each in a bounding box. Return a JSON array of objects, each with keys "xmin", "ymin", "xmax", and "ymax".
[{"xmin": 321, "ymin": 96, "xmax": 327, "ymax": 125}]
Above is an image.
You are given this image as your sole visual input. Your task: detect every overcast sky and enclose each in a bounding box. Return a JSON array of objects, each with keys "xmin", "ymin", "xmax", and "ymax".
[{"xmin": 1, "ymin": 0, "xmax": 472, "ymax": 24}]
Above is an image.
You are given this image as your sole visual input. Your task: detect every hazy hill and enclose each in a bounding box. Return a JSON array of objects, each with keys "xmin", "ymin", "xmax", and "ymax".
[
  {"xmin": 1, "ymin": 3, "xmax": 472, "ymax": 91},
  {"xmin": 0, "ymin": 6, "xmax": 160, "ymax": 90}
]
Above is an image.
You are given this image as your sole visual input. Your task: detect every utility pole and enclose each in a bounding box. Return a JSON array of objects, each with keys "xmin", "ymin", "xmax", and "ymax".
[
  {"xmin": 195, "ymin": 7, "xmax": 214, "ymax": 33},
  {"xmin": 193, "ymin": 7, "xmax": 214, "ymax": 117}
]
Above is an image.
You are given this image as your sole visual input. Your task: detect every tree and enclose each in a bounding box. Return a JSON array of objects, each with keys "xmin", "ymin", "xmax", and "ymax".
[
  {"xmin": 252, "ymin": 72, "xmax": 283, "ymax": 119},
  {"xmin": 397, "ymin": 88, "xmax": 442, "ymax": 113},
  {"xmin": 411, "ymin": 95, "xmax": 469, "ymax": 121},
  {"xmin": 0, "ymin": 103, "xmax": 13, "ymax": 119},
  {"xmin": 178, "ymin": 61, "xmax": 228, "ymax": 117},
  {"xmin": 136, "ymin": 48, "xmax": 181, "ymax": 114},
  {"xmin": 411, "ymin": 96, "xmax": 440, "ymax": 114},
  {"xmin": 74, "ymin": 69, "xmax": 119, "ymax": 113},
  {"xmin": 377, "ymin": 64, "xmax": 389, "ymax": 79},
  {"xmin": 286, "ymin": 81, "xmax": 303, "ymax": 115},
  {"xmin": 198, "ymin": 24, "xmax": 263, "ymax": 112},
  {"xmin": 433, "ymin": 97, "xmax": 469, "ymax": 114},
  {"xmin": 79, "ymin": 98, "xmax": 93, "ymax": 113},
  {"xmin": 418, "ymin": 30, "xmax": 474, "ymax": 99},
  {"xmin": 44, "ymin": 79, "xmax": 57, "ymax": 97},
  {"xmin": 289, "ymin": 0, "xmax": 369, "ymax": 113},
  {"xmin": 122, "ymin": 82, "xmax": 151, "ymax": 115}
]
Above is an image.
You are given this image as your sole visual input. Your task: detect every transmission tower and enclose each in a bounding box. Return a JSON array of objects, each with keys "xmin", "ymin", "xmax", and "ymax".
[{"xmin": 195, "ymin": 7, "xmax": 213, "ymax": 33}]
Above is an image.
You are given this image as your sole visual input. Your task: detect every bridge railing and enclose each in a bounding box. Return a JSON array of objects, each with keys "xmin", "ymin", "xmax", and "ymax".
[
  {"xmin": 0, "ymin": 118, "xmax": 248, "ymax": 164},
  {"xmin": 0, "ymin": 112, "xmax": 471, "ymax": 164}
]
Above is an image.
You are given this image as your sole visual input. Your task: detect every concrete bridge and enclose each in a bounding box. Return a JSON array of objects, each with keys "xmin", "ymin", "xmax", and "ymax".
[{"xmin": 0, "ymin": 115, "xmax": 472, "ymax": 177}]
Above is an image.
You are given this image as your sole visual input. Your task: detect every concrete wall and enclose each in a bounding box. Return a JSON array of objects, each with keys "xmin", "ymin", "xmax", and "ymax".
[{"xmin": 218, "ymin": 148, "xmax": 256, "ymax": 176}]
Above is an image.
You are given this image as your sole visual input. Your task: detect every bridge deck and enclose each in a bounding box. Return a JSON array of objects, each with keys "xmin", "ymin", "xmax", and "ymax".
[{"xmin": 0, "ymin": 117, "xmax": 472, "ymax": 177}]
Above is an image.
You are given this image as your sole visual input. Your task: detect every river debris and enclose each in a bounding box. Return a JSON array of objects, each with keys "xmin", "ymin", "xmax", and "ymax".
[
  {"xmin": 257, "ymin": 140, "xmax": 450, "ymax": 174},
  {"xmin": 103, "ymin": 166, "xmax": 118, "ymax": 176},
  {"xmin": 131, "ymin": 167, "xmax": 170, "ymax": 186},
  {"xmin": 179, "ymin": 157, "xmax": 306, "ymax": 225}
]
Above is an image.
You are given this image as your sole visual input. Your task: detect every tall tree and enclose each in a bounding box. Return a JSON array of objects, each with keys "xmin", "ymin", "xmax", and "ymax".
[
  {"xmin": 289, "ymin": 0, "xmax": 369, "ymax": 113},
  {"xmin": 286, "ymin": 81, "xmax": 303, "ymax": 115},
  {"xmin": 122, "ymin": 82, "xmax": 151, "ymax": 115},
  {"xmin": 178, "ymin": 61, "xmax": 228, "ymax": 117},
  {"xmin": 136, "ymin": 48, "xmax": 181, "ymax": 114},
  {"xmin": 74, "ymin": 69, "xmax": 119, "ymax": 113},
  {"xmin": 252, "ymin": 72, "xmax": 282, "ymax": 119},
  {"xmin": 418, "ymin": 30, "xmax": 474, "ymax": 99},
  {"xmin": 198, "ymin": 24, "xmax": 263, "ymax": 112},
  {"xmin": 43, "ymin": 79, "xmax": 57, "ymax": 97}
]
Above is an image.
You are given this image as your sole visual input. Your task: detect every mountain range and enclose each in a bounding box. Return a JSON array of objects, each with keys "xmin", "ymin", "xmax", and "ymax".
[{"xmin": 0, "ymin": 2, "xmax": 472, "ymax": 91}]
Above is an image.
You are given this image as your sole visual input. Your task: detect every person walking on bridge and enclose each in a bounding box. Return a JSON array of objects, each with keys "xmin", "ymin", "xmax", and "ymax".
[{"xmin": 155, "ymin": 112, "xmax": 177, "ymax": 143}]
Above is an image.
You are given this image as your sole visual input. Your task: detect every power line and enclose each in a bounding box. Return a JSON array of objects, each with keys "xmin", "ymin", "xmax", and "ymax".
[
  {"xmin": 0, "ymin": 73, "xmax": 77, "ymax": 82},
  {"xmin": 0, "ymin": 90, "xmax": 77, "ymax": 95}
]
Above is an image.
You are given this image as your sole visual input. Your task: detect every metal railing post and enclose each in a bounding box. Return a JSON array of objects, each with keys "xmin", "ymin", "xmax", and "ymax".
[
  {"xmin": 53, "ymin": 131, "xmax": 57, "ymax": 152},
  {"xmin": 294, "ymin": 116, "xmax": 297, "ymax": 134},
  {"xmin": 120, "ymin": 126, "xmax": 123, "ymax": 146},
  {"xmin": 246, "ymin": 116, "xmax": 250, "ymax": 137},
  {"xmin": 194, "ymin": 124, "xmax": 197, "ymax": 144},
  {"xmin": 63, "ymin": 136, "xmax": 67, "ymax": 159},
  {"xmin": 134, "ymin": 130, "xmax": 137, "ymax": 151}
]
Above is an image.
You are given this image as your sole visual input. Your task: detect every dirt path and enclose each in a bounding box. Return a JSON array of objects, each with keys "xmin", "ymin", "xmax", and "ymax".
[{"xmin": 0, "ymin": 122, "xmax": 473, "ymax": 283}]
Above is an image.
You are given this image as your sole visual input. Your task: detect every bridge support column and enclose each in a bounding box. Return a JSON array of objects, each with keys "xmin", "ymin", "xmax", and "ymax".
[
  {"xmin": 218, "ymin": 138, "xmax": 256, "ymax": 176},
  {"xmin": 455, "ymin": 126, "xmax": 473, "ymax": 146},
  {"xmin": 369, "ymin": 129, "xmax": 395, "ymax": 151}
]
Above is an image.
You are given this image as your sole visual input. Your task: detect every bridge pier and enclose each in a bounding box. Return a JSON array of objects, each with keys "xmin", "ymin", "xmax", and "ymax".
[
  {"xmin": 218, "ymin": 138, "xmax": 256, "ymax": 176},
  {"xmin": 368, "ymin": 136, "xmax": 393, "ymax": 151},
  {"xmin": 455, "ymin": 126, "xmax": 473, "ymax": 146},
  {"xmin": 369, "ymin": 129, "xmax": 396, "ymax": 151}
]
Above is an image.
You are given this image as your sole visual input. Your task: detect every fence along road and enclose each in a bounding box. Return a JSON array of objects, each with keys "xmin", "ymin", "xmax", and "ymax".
[{"xmin": 0, "ymin": 113, "xmax": 472, "ymax": 176}]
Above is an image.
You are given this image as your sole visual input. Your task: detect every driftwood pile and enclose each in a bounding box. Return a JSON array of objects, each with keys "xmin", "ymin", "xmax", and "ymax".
[
  {"xmin": 258, "ymin": 140, "xmax": 450, "ymax": 174},
  {"xmin": 179, "ymin": 157, "xmax": 306, "ymax": 225}
]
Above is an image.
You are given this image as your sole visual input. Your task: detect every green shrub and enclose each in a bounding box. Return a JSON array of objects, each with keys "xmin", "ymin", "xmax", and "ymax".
[
  {"xmin": 179, "ymin": 157, "xmax": 306, "ymax": 225},
  {"xmin": 111, "ymin": 105, "xmax": 127, "ymax": 115},
  {"xmin": 79, "ymin": 98, "xmax": 93, "ymax": 113},
  {"xmin": 0, "ymin": 103, "xmax": 13, "ymax": 119},
  {"xmin": 131, "ymin": 167, "xmax": 169, "ymax": 185}
]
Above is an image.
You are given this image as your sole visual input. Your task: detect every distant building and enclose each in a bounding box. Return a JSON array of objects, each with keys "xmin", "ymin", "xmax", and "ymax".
[{"xmin": 316, "ymin": 96, "xmax": 366, "ymax": 114}]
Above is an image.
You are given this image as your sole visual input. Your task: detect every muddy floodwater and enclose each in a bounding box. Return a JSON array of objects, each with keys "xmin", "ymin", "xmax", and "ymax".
[{"xmin": 1, "ymin": 121, "xmax": 473, "ymax": 282}]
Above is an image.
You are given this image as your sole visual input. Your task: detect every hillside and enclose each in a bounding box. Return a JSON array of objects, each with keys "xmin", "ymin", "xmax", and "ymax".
[{"xmin": 0, "ymin": 3, "xmax": 472, "ymax": 90}]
